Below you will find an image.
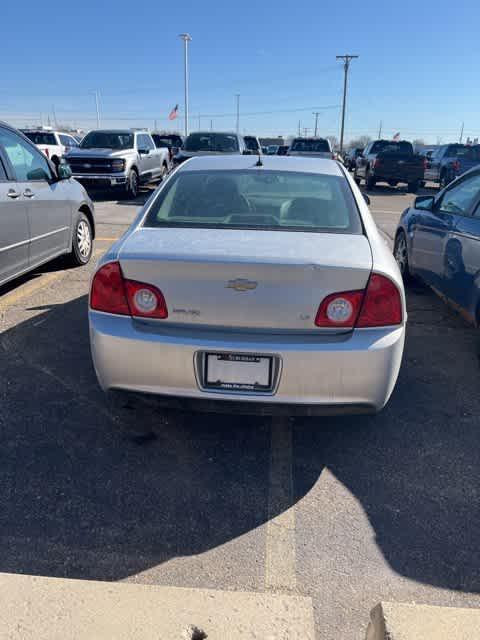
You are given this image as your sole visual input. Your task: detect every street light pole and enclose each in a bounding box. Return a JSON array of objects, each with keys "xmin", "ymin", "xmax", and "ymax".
[
  {"xmin": 313, "ymin": 112, "xmax": 319, "ymax": 137},
  {"xmin": 336, "ymin": 54, "xmax": 358, "ymax": 153},
  {"xmin": 179, "ymin": 33, "xmax": 192, "ymax": 137},
  {"xmin": 235, "ymin": 94, "xmax": 240, "ymax": 135}
]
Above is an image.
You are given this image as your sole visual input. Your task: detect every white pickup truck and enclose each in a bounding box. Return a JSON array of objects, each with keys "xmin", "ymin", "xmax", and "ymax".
[
  {"xmin": 65, "ymin": 129, "xmax": 170, "ymax": 198},
  {"xmin": 21, "ymin": 129, "xmax": 80, "ymax": 167}
]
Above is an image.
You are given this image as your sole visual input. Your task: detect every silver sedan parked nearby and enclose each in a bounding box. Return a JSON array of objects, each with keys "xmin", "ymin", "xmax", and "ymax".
[
  {"xmin": 89, "ymin": 155, "xmax": 406, "ymax": 414},
  {"xmin": 0, "ymin": 122, "xmax": 95, "ymax": 288}
]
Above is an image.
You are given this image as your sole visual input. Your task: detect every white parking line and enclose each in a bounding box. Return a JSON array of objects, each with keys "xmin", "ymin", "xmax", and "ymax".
[{"xmin": 265, "ymin": 416, "xmax": 297, "ymax": 592}]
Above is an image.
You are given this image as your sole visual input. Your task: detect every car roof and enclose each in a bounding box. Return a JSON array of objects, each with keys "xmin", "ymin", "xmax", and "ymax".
[
  {"xmin": 187, "ymin": 131, "xmax": 239, "ymax": 136},
  {"xmin": 86, "ymin": 129, "xmax": 143, "ymax": 134},
  {"xmin": 177, "ymin": 154, "xmax": 343, "ymax": 176}
]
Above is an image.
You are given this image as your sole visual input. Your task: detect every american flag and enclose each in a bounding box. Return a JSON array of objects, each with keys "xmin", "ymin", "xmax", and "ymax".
[
  {"xmin": 168, "ymin": 104, "xmax": 179, "ymax": 121},
  {"xmin": 393, "ymin": 132, "xmax": 401, "ymax": 141}
]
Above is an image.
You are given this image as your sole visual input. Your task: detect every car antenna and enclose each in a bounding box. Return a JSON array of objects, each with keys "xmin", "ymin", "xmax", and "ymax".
[{"xmin": 255, "ymin": 152, "xmax": 263, "ymax": 167}]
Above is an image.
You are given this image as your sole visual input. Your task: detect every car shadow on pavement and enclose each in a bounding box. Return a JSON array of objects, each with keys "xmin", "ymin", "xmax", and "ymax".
[
  {"xmin": 0, "ymin": 290, "xmax": 479, "ymax": 594},
  {"xmin": 88, "ymin": 185, "xmax": 156, "ymax": 206},
  {"xmin": 364, "ymin": 184, "xmax": 438, "ymax": 197}
]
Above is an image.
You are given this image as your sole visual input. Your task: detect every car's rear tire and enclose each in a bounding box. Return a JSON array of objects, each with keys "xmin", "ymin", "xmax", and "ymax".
[
  {"xmin": 394, "ymin": 230, "xmax": 412, "ymax": 283},
  {"xmin": 159, "ymin": 163, "xmax": 168, "ymax": 182},
  {"xmin": 407, "ymin": 180, "xmax": 419, "ymax": 193},
  {"xmin": 51, "ymin": 156, "xmax": 60, "ymax": 168},
  {"xmin": 365, "ymin": 169, "xmax": 375, "ymax": 190},
  {"xmin": 68, "ymin": 212, "xmax": 93, "ymax": 266}
]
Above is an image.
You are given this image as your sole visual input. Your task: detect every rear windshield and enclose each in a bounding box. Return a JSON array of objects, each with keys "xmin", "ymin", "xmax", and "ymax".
[
  {"xmin": 143, "ymin": 169, "xmax": 362, "ymax": 234},
  {"xmin": 446, "ymin": 144, "xmax": 480, "ymax": 159},
  {"xmin": 23, "ymin": 131, "xmax": 56, "ymax": 145},
  {"xmin": 370, "ymin": 141, "xmax": 413, "ymax": 154},
  {"xmin": 184, "ymin": 133, "xmax": 239, "ymax": 152},
  {"xmin": 80, "ymin": 132, "xmax": 134, "ymax": 150},
  {"xmin": 244, "ymin": 136, "xmax": 260, "ymax": 151},
  {"xmin": 291, "ymin": 139, "xmax": 330, "ymax": 152},
  {"xmin": 153, "ymin": 134, "xmax": 182, "ymax": 148}
]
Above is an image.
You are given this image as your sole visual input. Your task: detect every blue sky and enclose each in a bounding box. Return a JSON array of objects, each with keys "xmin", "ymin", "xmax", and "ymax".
[{"xmin": 2, "ymin": 0, "xmax": 478, "ymax": 143}]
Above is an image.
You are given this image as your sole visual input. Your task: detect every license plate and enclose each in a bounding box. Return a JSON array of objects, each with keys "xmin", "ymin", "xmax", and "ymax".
[{"xmin": 204, "ymin": 353, "xmax": 273, "ymax": 392}]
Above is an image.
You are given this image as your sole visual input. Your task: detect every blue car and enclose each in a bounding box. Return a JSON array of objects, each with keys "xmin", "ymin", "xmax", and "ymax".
[{"xmin": 394, "ymin": 167, "xmax": 480, "ymax": 326}]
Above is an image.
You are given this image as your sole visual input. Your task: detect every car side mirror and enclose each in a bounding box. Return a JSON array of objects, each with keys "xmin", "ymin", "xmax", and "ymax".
[
  {"xmin": 138, "ymin": 148, "xmax": 149, "ymax": 155},
  {"xmin": 57, "ymin": 163, "xmax": 72, "ymax": 180},
  {"xmin": 414, "ymin": 195, "xmax": 434, "ymax": 211},
  {"xmin": 362, "ymin": 192, "xmax": 371, "ymax": 205}
]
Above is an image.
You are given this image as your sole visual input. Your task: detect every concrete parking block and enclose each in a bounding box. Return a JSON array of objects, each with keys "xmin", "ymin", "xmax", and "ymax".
[
  {"xmin": 0, "ymin": 572, "xmax": 315, "ymax": 639},
  {"xmin": 366, "ymin": 601, "xmax": 480, "ymax": 640}
]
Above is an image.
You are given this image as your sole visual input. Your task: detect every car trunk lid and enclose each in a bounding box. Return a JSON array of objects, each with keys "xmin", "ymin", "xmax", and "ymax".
[{"xmin": 118, "ymin": 228, "xmax": 372, "ymax": 332}]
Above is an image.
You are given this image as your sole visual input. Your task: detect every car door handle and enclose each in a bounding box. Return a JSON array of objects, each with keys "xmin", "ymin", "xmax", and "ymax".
[
  {"xmin": 23, "ymin": 189, "xmax": 35, "ymax": 198},
  {"xmin": 7, "ymin": 189, "xmax": 20, "ymax": 199}
]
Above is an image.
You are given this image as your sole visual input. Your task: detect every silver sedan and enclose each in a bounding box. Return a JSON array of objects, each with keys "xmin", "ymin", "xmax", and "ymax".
[{"xmin": 89, "ymin": 155, "xmax": 406, "ymax": 414}]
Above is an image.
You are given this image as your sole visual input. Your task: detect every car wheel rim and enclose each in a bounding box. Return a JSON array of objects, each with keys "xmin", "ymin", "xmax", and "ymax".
[
  {"xmin": 395, "ymin": 235, "xmax": 407, "ymax": 273},
  {"xmin": 77, "ymin": 220, "xmax": 91, "ymax": 258}
]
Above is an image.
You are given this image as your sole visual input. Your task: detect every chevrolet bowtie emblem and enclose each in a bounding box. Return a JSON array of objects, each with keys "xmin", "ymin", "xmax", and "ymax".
[{"xmin": 226, "ymin": 278, "xmax": 258, "ymax": 292}]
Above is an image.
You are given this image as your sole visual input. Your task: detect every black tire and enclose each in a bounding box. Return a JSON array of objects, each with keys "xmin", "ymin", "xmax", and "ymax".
[
  {"xmin": 353, "ymin": 169, "xmax": 361, "ymax": 185},
  {"xmin": 159, "ymin": 163, "xmax": 168, "ymax": 182},
  {"xmin": 51, "ymin": 156, "xmax": 60, "ymax": 168},
  {"xmin": 365, "ymin": 169, "xmax": 375, "ymax": 190},
  {"xmin": 68, "ymin": 212, "xmax": 93, "ymax": 266},
  {"xmin": 407, "ymin": 180, "xmax": 419, "ymax": 193},
  {"xmin": 124, "ymin": 169, "xmax": 139, "ymax": 199},
  {"xmin": 394, "ymin": 230, "xmax": 412, "ymax": 283}
]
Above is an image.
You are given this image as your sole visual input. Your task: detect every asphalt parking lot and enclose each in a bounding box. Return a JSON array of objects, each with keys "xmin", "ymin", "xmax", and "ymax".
[{"xmin": 1, "ymin": 182, "xmax": 479, "ymax": 639}]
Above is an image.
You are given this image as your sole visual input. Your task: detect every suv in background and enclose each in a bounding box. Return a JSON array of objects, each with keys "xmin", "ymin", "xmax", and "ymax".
[
  {"xmin": 287, "ymin": 137, "xmax": 333, "ymax": 159},
  {"xmin": 152, "ymin": 133, "xmax": 184, "ymax": 163},
  {"xmin": 424, "ymin": 144, "xmax": 480, "ymax": 187},
  {"xmin": 65, "ymin": 129, "xmax": 170, "ymax": 198},
  {"xmin": 21, "ymin": 129, "xmax": 79, "ymax": 167},
  {"xmin": 345, "ymin": 147, "xmax": 364, "ymax": 170},
  {"xmin": 174, "ymin": 132, "xmax": 248, "ymax": 165}
]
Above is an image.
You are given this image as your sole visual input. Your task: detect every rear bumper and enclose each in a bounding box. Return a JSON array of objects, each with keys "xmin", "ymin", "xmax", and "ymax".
[
  {"xmin": 371, "ymin": 169, "xmax": 424, "ymax": 183},
  {"xmin": 89, "ymin": 313, "xmax": 406, "ymax": 414}
]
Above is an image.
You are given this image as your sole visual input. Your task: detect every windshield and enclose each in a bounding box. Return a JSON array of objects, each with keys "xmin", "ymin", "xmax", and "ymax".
[
  {"xmin": 290, "ymin": 139, "xmax": 330, "ymax": 152},
  {"xmin": 184, "ymin": 133, "xmax": 239, "ymax": 152},
  {"xmin": 143, "ymin": 169, "xmax": 362, "ymax": 234},
  {"xmin": 371, "ymin": 141, "xmax": 413, "ymax": 154},
  {"xmin": 80, "ymin": 131, "xmax": 134, "ymax": 150},
  {"xmin": 22, "ymin": 131, "xmax": 56, "ymax": 145}
]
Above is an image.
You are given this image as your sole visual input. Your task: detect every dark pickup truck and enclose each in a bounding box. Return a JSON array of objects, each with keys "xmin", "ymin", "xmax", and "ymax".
[{"xmin": 354, "ymin": 140, "xmax": 425, "ymax": 192}]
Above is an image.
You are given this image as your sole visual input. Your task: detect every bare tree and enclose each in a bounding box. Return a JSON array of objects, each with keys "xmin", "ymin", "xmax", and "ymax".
[{"xmin": 347, "ymin": 135, "xmax": 371, "ymax": 150}]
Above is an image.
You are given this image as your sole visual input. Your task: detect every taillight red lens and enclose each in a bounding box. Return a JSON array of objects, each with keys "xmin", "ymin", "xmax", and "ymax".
[
  {"xmin": 373, "ymin": 158, "xmax": 382, "ymax": 168},
  {"xmin": 90, "ymin": 262, "xmax": 130, "ymax": 315},
  {"xmin": 44, "ymin": 148, "xmax": 49, "ymax": 158},
  {"xmin": 452, "ymin": 160, "xmax": 460, "ymax": 172},
  {"xmin": 357, "ymin": 273, "xmax": 402, "ymax": 327},
  {"xmin": 315, "ymin": 290, "xmax": 364, "ymax": 327},
  {"xmin": 90, "ymin": 261, "xmax": 168, "ymax": 319},
  {"xmin": 124, "ymin": 280, "xmax": 168, "ymax": 319},
  {"xmin": 423, "ymin": 158, "xmax": 428, "ymax": 170}
]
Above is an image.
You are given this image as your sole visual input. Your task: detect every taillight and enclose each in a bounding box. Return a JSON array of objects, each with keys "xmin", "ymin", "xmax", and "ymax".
[
  {"xmin": 124, "ymin": 280, "xmax": 168, "ymax": 318},
  {"xmin": 44, "ymin": 148, "xmax": 49, "ymax": 158},
  {"xmin": 357, "ymin": 274, "xmax": 402, "ymax": 327},
  {"xmin": 423, "ymin": 157, "xmax": 428, "ymax": 170},
  {"xmin": 315, "ymin": 291, "xmax": 364, "ymax": 327},
  {"xmin": 452, "ymin": 160, "xmax": 460, "ymax": 172},
  {"xmin": 90, "ymin": 261, "xmax": 168, "ymax": 319},
  {"xmin": 315, "ymin": 274, "xmax": 402, "ymax": 329}
]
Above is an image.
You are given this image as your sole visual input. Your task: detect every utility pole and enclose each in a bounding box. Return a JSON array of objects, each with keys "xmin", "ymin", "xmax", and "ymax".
[
  {"xmin": 459, "ymin": 121, "xmax": 464, "ymax": 143},
  {"xmin": 313, "ymin": 112, "xmax": 320, "ymax": 137},
  {"xmin": 198, "ymin": 114, "xmax": 201, "ymax": 130},
  {"xmin": 154, "ymin": 119, "xmax": 157, "ymax": 131},
  {"xmin": 179, "ymin": 33, "xmax": 192, "ymax": 137},
  {"xmin": 94, "ymin": 90, "xmax": 100, "ymax": 129},
  {"xmin": 235, "ymin": 94, "xmax": 240, "ymax": 135},
  {"xmin": 303, "ymin": 127, "xmax": 309, "ymax": 137},
  {"xmin": 336, "ymin": 54, "xmax": 358, "ymax": 153},
  {"xmin": 298, "ymin": 120, "xmax": 301, "ymax": 136},
  {"xmin": 378, "ymin": 120, "xmax": 383, "ymax": 138},
  {"xmin": 52, "ymin": 104, "xmax": 58, "ymax": 129},
  {"xmin": 210, "ymin": 119, "xmax": 213, "ymax": 131}
]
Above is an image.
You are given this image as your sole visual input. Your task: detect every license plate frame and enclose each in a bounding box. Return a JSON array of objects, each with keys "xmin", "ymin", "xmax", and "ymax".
[{"xmin": 204, "ymin": 353, "xmax": 274, "ymax": 393}]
